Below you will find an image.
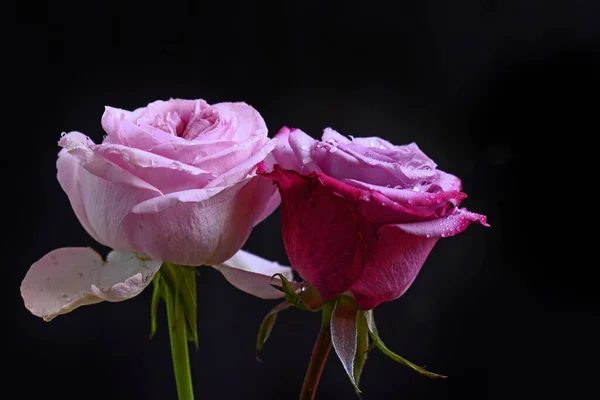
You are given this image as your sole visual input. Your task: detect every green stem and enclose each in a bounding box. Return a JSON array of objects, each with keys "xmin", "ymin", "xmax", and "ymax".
[
  {"xmin": 299, "ymin": 302, "xmax": 334, "ymax": 400},
  {"xmin": 167, "ymin": 293, "xmax": 195, "ymax": 400}
]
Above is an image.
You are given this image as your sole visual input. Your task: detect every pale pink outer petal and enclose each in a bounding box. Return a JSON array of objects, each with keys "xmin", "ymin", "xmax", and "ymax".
[
  {"xmin": 58, "ymin": 132, "xmax": 162, "ymax": 250},
  {"xmin": 212, "ymin": 250, "xmax": 299, "ymax": 299},
  {"xmin": 56, "ymin": 150, "xmax": 103, "ymax": 244},
  {"xmin": 21, "ymin": 248, "xmax": 161, "ymax": 321},
  {"xmin": 253, "ymin": 188, "xmax": 281, "ymax": 226},
  {"xmin": 123, "ymin": 176, "xmax": 277, "ymax": 266}
]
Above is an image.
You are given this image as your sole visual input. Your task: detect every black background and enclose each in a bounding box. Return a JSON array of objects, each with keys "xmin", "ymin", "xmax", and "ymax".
[{"xmin": 4, "ymin": 1, "xmax": 599, "ymax": 399}]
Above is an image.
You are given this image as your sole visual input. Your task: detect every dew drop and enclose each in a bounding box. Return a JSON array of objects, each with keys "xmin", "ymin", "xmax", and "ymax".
[
  {"xmin": 302, "ymin": 156, "xmax": 312, "ymax": 165},
  {"xmin": 300, "ymin": 145, "xmax": 309, "ymax": 151},
  {"xmin": 349, "ymin": 135, "xmax": 355, "ymax": 140},
  {"xmin": 329, "ymin": 146, "xmax": 338, "ymax": 153},
  {"xmin": 60, "ymin": 132, "xmax": 67, "ymax": 138},
  {"xmin": 412, "ymin": 186, "xmax": 421, "ymax": 192}
]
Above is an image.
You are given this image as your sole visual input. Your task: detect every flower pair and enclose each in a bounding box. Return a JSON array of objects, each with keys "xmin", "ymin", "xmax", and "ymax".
[{"xmin": 21, "ymin": 98, "xmax": 487, "ymax": 398}]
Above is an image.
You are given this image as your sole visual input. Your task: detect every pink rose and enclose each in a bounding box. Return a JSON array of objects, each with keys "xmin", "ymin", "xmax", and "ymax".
[
  {"xmin": 260, "ymin": 127, "xmax": 489, "ymax": 310},
  {"xmin": 21, "ymin": 99, "xmax": 290, "ymax": 321}
]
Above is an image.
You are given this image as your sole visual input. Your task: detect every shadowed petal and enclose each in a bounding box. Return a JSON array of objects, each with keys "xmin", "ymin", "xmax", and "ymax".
[
  {"xmin": 213, "ymin": 250, "xmax": 299, "ymax": 299},
  {"xmin": 21, "ymin": 248, "xmax": 161, "ymax": 321}
]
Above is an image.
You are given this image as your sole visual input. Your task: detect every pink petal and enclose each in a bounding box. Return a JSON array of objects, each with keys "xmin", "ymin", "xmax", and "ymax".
[
  {"xmin": 204, "ymin": 139, "xmax": 276, "ymax": 189},
  {"xmin": 21, "ymin": 248, "xmax": 161, "ymax": 321},
  {"xmin": 59, "ymin": 132, "xmax": 162, "ymax": 194},
  {"xmin": 395, "ymin": 207, "xmax": 489, "ymax": 238},
  {"xmin": 124, "ymin": 176, "xmax": 277, "ymax": 266},
  {"xmin": 56, "ymin": 150, "xmax": 103, "ymax": 244},
  {"xmin": 58, "ymin": 133, "xmax": 161, "ymax": 250},
  {"xmin": 343, "ymin": 179, "xmax": 466, "ymax": 212},
  {"xmin": 101, "ymin": 106, "xmax": 186, "ymax": 149},
  {"xmin": 321, "ymin": 127, "xmax": 351, "ymax": 144},
  {"xmin": 271, "ymin": 127, "xmax": 319, "ymax": 173},
  {"xmin": 213, "ymin": 250, "xmax": 299, "ymax": 299},
  {"xmin": 149, "ymin": 140, "xmax": 240, "ymax": 167},
  {"xmin": 91, "ymin": 143, "xmax": 215, "ymax": 193},
  {"xmin": 253, "ymin": 188, "xmax": 281, "ymax": 227}
]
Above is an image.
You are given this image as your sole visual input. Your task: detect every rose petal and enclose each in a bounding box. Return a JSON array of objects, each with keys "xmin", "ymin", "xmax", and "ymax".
[
  {"xmin": 57, "ymin": 150, "xmax": 103, "ymax": 244},
  {"xmin": 211, "ymin": 102, "xmax": 268, "ymax": 143},
  {"xmin": 253, "ymin": 186, "xmax": 281, "ymax": 226},
  {"xmin": 264, "ymin": 166, "xmax": 367, "ymax": 300},
  {"xmin": 343, "ymin": 178, "xmax": 466, "ymax": 212},
  {"xmin": 58, "ymin": 133, "xmax": 161, "ymax": 250},
  {"xmin": 149, "ymin": 140, "xmax": 240, "ymax": 168},
  {"xmin": 395, "ymin": 207, "xmax": 489, "ymax": 238},
  {"xmin": 350, "ymin": 225, "xmax": 438, "ymax": 310},
  {"xmin": 21, "ymin": 248, "xmax": 161, "ymax": 321},
  {"xmin": 102, "ymin": 106, "xmax": 186, "ymax": 149},
  {"xmin": 135, "ymin": 99, "xmax": 199, "ymax": 136},
  {"xmin": 91, "ymin": 143, "xmax": 215, "ymax": 193},
  {"xmin": 59, "ymin": 132, "xmax": 162, "ymax": 194},
  {"xmin": 124, "ymin": 176, "xmax": 277, "ymax": 266},
  {"xmin": 322, "ymin": 127, "xmax": 351, "ymax": 144},
  {"xmin": 205, "ymin": 139, "xmax": 277, "ymax": 188},
  {"xmin": 213, "ymin": 250, "xmax": 299, "ymax": 299},
  {"xmin": 271, "ymin": 127, "xmax": 319, "ymax": 173}
]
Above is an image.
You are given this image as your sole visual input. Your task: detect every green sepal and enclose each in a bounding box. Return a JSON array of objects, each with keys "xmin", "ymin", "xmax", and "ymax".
[
  {"xmin": 331, "ymin": 296, "xmax": 362, "ymax": 396},
  {"xmin": 150, "ymin": 263, "xmax": 199, "ymax": 349},
  {"xmin": 271, "ymin": 273, "xmax": 324, "ymax": 312},
  {"xmin": 362, "ymin": 310, "xmax": 446, "ymax": 379},
  {"xmin": 255, "ymin": 300, "xmax": 292, "ymax": 361},
  {"xmin": 353, "ymin": 309, "xmax": 370, "ymax": 391},
  {"xmin": 150, "ymin": 274, "xmax": 162, "ymax": 339}
]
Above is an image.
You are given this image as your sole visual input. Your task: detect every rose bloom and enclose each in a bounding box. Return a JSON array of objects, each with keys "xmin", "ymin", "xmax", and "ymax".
[
  {"xmin": 21, "ymin": 99, "xmax": 292, "ymax": 321},
  {"xmin": 261, "ymin": 127, "xmax": 489, "ymax": 310}
]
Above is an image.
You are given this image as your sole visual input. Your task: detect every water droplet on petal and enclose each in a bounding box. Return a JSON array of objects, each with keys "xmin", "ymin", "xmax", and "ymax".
[
  {"xmin": 412, "ymin": 186, "xmax": 421, "ymax": 192},
  {"xmin": 300, "ymin": 145, "xmax": 309, "ymax": 151},
  {"xmin": 60, "ymin": 132, "xmax": 66, "ymax": 138},
  {"xmin": 302, "ymin": 156, "xmax": 312, "ymax": 165},
  {"xmin": 329, "ymin": 147, "xmax": 338, "ymax": 153},
  {"xmin": 349, "ymin": 135, "xmax": 355, "ymax": 140}
]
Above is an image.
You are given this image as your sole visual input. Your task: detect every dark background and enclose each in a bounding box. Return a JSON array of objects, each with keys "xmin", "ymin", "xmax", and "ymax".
[{"xmin": 4, "ymin": 1, "xmax": 599, "ymax": 399}]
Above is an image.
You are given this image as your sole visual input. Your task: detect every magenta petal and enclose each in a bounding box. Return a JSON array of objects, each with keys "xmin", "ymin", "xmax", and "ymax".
[
  {"xmin": 350, "ymin": 225, "xmax": 438, "ymax": 310},
  {"xmin": 213, "ymin": 250, "xmax": 299, "ymax": 299},
  {"xmin": 263, "ymin": 166, "xmax": 366, "ymax": 300},
  {"xmin": 21, "ymin": 248, "xmax": 161, "ymax": 321}
]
